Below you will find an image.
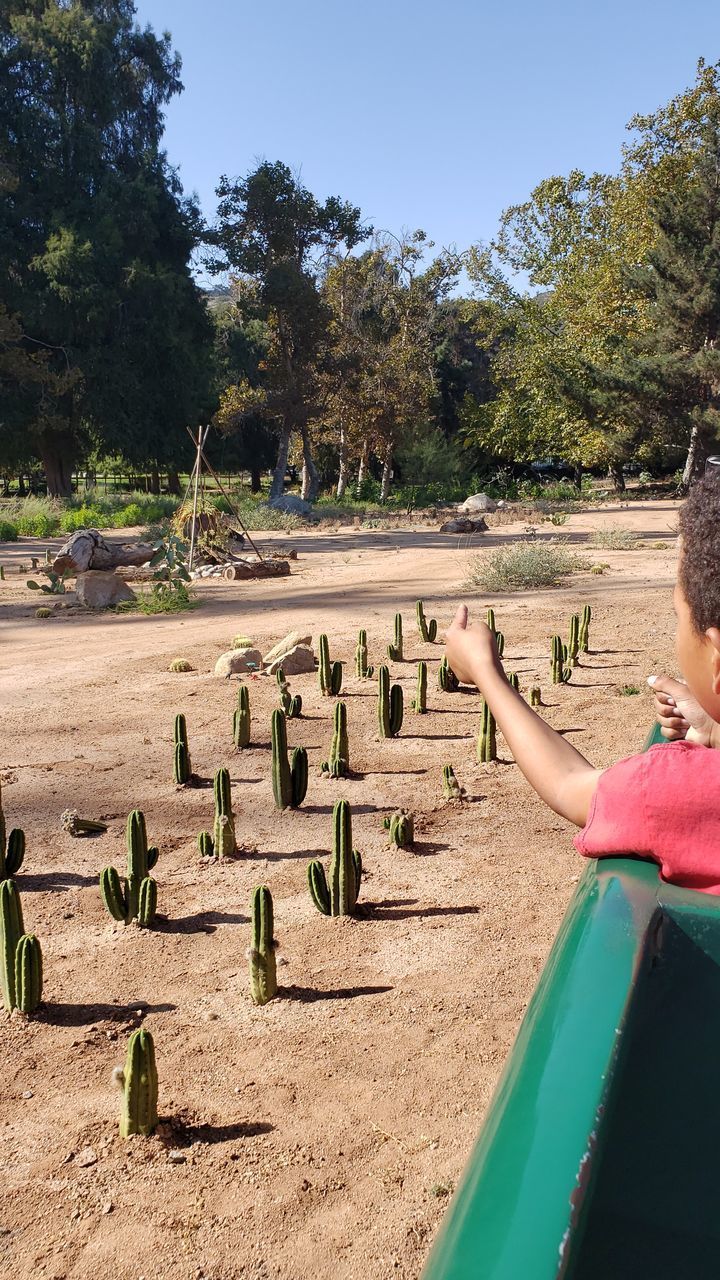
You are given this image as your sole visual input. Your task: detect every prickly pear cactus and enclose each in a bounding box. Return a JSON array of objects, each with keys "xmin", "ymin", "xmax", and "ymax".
[
  {"xmin": 249, "ymin": 886, "xmax": 277, "ymax": 1005},
  {"xmin": 322, "ymin": 702, "xmax": 349, "ymax": 778},
  {"xmin": 0, "ymin": 878, "xmax": 24, "ymax": 1010},
  {"xmin": 416, "ymin": 600, "xmax": 437, "ymax": 643},
  {"xmin": 411, "ymin": 661, "xmax": 428, "ymax": 713},
  {"xmin": 118, "ymin": 1028, "xmax": 158, "ymax": 1138},
  {"xmin": 14, "ymin": 933, "xmax": 43, "ymax": 1013},
  {"xmin": 377, "ymin": 665, "xmax": 403, "ymax": 738},
  {"xmin": 438, "ymin": 656, "xmax": 460, "ymax": 693},
  {"xmin": 233, "ymin": 684, "xmax": 251, "ymax": 749},
  {"xmin": 477, "ymin": 699, "xmax": 497, "ymax": 763}
]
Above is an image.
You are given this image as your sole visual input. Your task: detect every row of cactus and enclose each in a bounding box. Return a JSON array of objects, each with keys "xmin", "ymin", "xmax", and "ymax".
[
  {"xmin": 378, "ymin": 664, "xmax": 404, "ymax": 737},
  {"xmin": 308, "ymin": 799, "xmax": 362, "ymax": 916},
  {"xmin": 355, "ymin": 629, "xmax": 374, "ymax": 679},
  {"xmin": 385, "ymin": 809, "xmax": 414, "ymax": 848},
  {"xmin": 322, "ymin": 701, "xmax": 349, "ymax": 778},
  {"xmin": 551, "ymin": 635, "xmax": 572, "ymax": 684},
  {"xmin": 233, "ymin": 685, "xmax": 251, "ymax": 749},
  {"xmin": 277, "ymin": 668, "xmax": 302, "ymax": 718},
  {"xmin": 271, "ymin": 709, "xmax": 308, "ymax": 809},
  {"xmin": 100, "ymin": 810, "xmax": 159, "ymax": 927},
  {"xmin": 416, "ymin": 600, "xmax": 438, "ymax": 643},
  {"xmin": 387, "ymin": 613, "xmax": 404, "ymax": 661},
  {"xmin": 438, "ymin": 656, "xmax": 460, "ymax": 693},
  {"xmin": 173, "ymin": 713, "xmax": 192, "ymax": 785},
  {"xmin": 0, "ymin": 880, "xmax": 42, "ymax": 1013},
  {"xmin": 477, "ymin": 699, "xmax": 497, "ymax": 762},
  {"xmin": 486, "ymin": 608, "xmax": 505, "ymax": 658},
  {"xmin": 0, "ymin": 781, "xmax": 25, "ymax": 879},
  {"xmin": 318, "ymin": 634, "xmax": 342, "ymax": 696},
  {"xmin": 412, "ymin": 661, "xmax": 427, "ymax": 713}
]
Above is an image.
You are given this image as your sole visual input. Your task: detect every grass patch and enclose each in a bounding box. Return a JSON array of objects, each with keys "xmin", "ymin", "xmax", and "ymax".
[
  {"xmin": 618, "ymin": 684, "xmax": 641, "ymax": 696},
  {"xmin": 466, "ymin": 542, "xmax": 590, "ymax": 592},
  {"xmin": 116, "ymin": 583, "xmax": 197, "ymax": 615},
  {"xmin": 588, "ymin": 526, "xmax": 637, "ymax": 551}
]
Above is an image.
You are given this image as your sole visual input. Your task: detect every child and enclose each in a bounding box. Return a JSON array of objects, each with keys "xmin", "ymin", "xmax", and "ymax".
[{"xmin": 444, "ymin": 473, "xmax": 720, "ymax": 894}]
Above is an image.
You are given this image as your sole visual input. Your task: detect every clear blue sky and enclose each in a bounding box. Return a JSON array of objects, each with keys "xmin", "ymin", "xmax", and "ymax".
[{"xmin": 134, "ymin": 0, "xmax": 719, "ymax": 258}]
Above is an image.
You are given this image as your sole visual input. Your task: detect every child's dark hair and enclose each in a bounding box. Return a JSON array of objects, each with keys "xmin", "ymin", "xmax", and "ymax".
[{"xmin": 679, "ymin": 473, "xmax": 720, "ymax": 632}]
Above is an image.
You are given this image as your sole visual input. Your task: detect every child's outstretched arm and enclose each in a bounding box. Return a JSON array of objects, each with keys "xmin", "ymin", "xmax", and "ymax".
[{"xmin": 445, "ymin": 606, "xmax": 602, "ymax": 827}]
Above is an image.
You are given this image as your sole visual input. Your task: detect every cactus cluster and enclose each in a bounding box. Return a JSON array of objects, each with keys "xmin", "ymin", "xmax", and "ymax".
[
  {"xmin": 384, "ymin": 810, "xmax": 414, "ymax": 848},
  {"xmin": 0, "ymin": 880, "xmax": 42, "ymax": 1013},
  {"xmin": 442, "ymin": 764, "xmax": 465, "ymax": 800},
  {"xmin": 551, "ymin": 635, "xmax": 572, "ymax": 684},
  {"xmin": 486, "ymin": 608, "xmax": 505, "ymax": 657},
  {"xmin": 411, "ymin": 661, "xmax": 427, "ymax": 713},
  {"xmin": 118, "ymin": 1028, "xmax": 158, "ymax": 1137},
  {"xmin": 168, "ymin": 658, "xmax": 194, "ymax": 673},
  {"xmin": 530, "ymin": 684, "xmax": 542, "ymax": 707},
  {"xmin": 579, "ymin": 604, "xmax": 591, "ymax": 653},
  {"xmin": 277, "ymin": 668, "xmax": 302, "ymax": 718},
  {"xmin": 438, "ymin": 656, "xmax": 460, "ymax": 692},
  {"xmin": 100, "ymin": 810, "xmax": 159, "ymax": 927},
  {"xmin": 377, "ymin": 664, "xmax": 403, "ymax": 737},
  {"xmin": 271, "ymin": 709, "xmax": 308, "ymax": 809},
  {"xmin": 355, "ymin": 629, "xmax": 374, "ymax": 679},
  {"xmin": 387, "ymin": 613, "xmax": 404, "ymax": 662},
  {"xmin": 322, "ymin": 702, "xmax": 350, "ymax": 778},
  {"xmin": 307, "ymin": 800, "xmax": 362, "ymax": 916},
  {"xmin": 249, "ymin": 885, "xmax": 277, "ymax": 1005},
  {"xmin": 0, "ymin": 781, "xmax": 25, "ymax": 879},
  {"xmin": 477, "ymin": 699, "xmax": 497, "ymax": 763},
  {"xmin": 416, "ymin": 600, "xmax": 437, "ymax": 643},
  {"xmin": 233, "ymin": 684, "xmax": 251, "ymax": 749},
  {"xmin": 173, "ymin": 713, "xmax": 192, "ymax": 785},
  {"xmin": 567, "ymin": 614, "xmax": 580, "ymax": 667},
  {"xmin": 318, "ymin": 634, "xmax": 342, "ymax": 696}
]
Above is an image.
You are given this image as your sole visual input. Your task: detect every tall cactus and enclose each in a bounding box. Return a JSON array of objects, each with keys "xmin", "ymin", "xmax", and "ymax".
[
  {"xmin": 0, "ymin": 879, "xmax": 24, "ymax": 1010},
  {"xmin": 249, "ymin": 886, "xmax": 277, "ymax": 1005},
  {"xmin": 0, "ymin": 779, "xmax": 25, "ymax": 878},
  {"xmin": 477, "ymin": 699, "xmax": 497, "ymax": 763},
  {"xmin": 551, "ymin": 634, "xmax": 572, "ymax": 684},
  {"xmin": 438, "ymin": 655, "xmax": 460, "ymax": 692},
  {"xmin": 416, "ymin": 600, "xmax": 438, "ymax": 643},
  {"xmin": 318, "ymin": 634, "xmax": 342, "ymax": 695},
  {"xmin": 271, "ymin": 709, "xmax": 308, "ymax": 809},
  {"xmin": 213, "ymin": 767, "xmax": 237, "ymax": 858},
  {"xmin": 100, "ymin": 810, "xmax": 158, "ymax": 927},
  {"xmin": 567, "ymin": 613, "xmax": 580, "ymax": 667},
  {"xmin": 412, "ymin": 661, "xmax": 428, "ymax": 713},
  {"xmin": 384, "ymin": 810, "xmax": 414, "ymax": 848},
  {"xmin": 377, "ymin": 664, "xmax": 403, "ymax": 737},
  {"xmin": 307, "ymin": 799, "xmax": 362, "ymax": 916},
  {"xmin": 14, "ymin": 933, "xmax": 42, "ymax": 1014},
  {"xmin": 387, "ymin": 613, "xmax": 404, "ymax": 662},
  {"xmin": 118, "ymin": 1028, "xmax": 158, "ymax": 1138},
  {"xmin": 579, "ymin": 604, "xmax": 592, "ymax": 653},
  {"xmin": 442, "ymin": 764, "xmax": 465, "ymax": 800},
  {"xmin": 173, "ymin": 713, "xmax": 192, "ymax": 785},
  {"xmin": 355, "ymin": 629, "xmax": 374, "ymax": 679},
  {"xmin": 233, "ymin": 684, "xmax": 251, "ymax": 749},
  {"xmin": 277, "ymin": 668, "xmax": 302, "ymax": 718},
  {"xmin": 487, "ymin": 607, "xmax": 505, "ymax": 657},
  {"xmin": 322, "ymin": 701, "xmax": 350, "ymax": 778}
]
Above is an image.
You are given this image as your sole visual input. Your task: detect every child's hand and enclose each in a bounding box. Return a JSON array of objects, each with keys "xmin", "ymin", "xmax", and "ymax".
[
  {"xmin": 648, "ymin": 675, "xmax": 716, "ymax": 746},
  {"xmin": 445, "ymin": 605, "xmax": 503, "ymax": 688}
]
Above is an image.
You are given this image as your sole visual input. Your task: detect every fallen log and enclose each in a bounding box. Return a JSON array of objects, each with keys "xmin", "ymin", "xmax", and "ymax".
[{"xmin": 53, "ymin": 529, "xmax": 154, "ymax": 575}]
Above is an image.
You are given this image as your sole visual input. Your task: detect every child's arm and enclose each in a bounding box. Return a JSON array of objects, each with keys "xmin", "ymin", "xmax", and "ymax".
[{"xmin": 445, "ymin": 606, "xmax": 602, "ymax": 827}]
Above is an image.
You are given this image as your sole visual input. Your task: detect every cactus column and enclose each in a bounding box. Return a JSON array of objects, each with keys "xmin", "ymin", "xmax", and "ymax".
[
  {"xmin": 307, "ymin": 800, "xmax": 362, "ymax": 916},
  {"xmin": 0, "ymin": 878, "xmax": 24, "ymax": 1010},
  {"xmin": 213, "ymin": 767, "xmax": 237, "ymax": 858},
  {"xmin": 551, "ymin": 635, "xmax": 572, "ymax": 684},
  {"xmin": 387, "ymin": 613, "xmax": 404, "ymax": 661},
  {"xmin": 249, "ymin": 886, "xmax": 277, "ymax": 1005},
  {"xmin": 118, "ymin": 1028, "xmax": 158, "ymax": 1137},
  {"xmin": 567, "ymin": 614, "xmax": 580, "ymax": 667},
  {"xmin": 412, "ymin": 661, "xmax": 428, "ymax": 713},
  {"xmin": 579, "ymin": 604, "xmax": 592, "ymax": 653},
  {"xmin": 355, "ymin": 629, "xmax": 374, "ymax": 679},
  {"xmin": 271, "ymin": 709, "xmax": 308, "ymax": 809},
  {"xmin": 322, "ymin": 702, "xmax": 350, "ymax": 778},
  {"xmin": 477, "ymin": 699, "xmax": 497, "ymax": 762},
  {"xmin": 233, "ymin": 685, "xmax": 251, "ymax": 748},
  {"xmin": 416, "ymin": 600, "xmax": 438, "ymax": 642},
  {"xmin": 100, "ymin": 809, "xmax": 159, "ymax": 927},
  {"xmin": 377, "ymin": 665, "xmax": 404, "ymax": 737},
  {"xmin": 318, "ymin": 634, "xmax": 342, "ymax": 695},
  {"xmin": 438, "ymin": 656, "xmax": 460, "ymax": 692},
  {"xmin": 173, "ymin": 713, "xmax": 192, "ymax": 785}
]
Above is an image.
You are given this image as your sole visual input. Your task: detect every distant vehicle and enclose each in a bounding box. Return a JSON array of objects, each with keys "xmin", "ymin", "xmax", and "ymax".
[
  {"xmin": 622, "ymin": 462, "xmax": 643, "ymax": 476},
  {"xmin": 530, "ymin": 458, "xmax": 575, "ymax": 481}
]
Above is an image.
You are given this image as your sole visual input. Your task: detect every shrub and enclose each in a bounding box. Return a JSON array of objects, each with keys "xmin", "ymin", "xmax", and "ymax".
[
  {"xmin": 0, "ymin": 520, "xmax": 18, "ymax": 541},
  {"xmin": 115, "ymin": 503, "xmax": 145, "ymax": 527},
  {"xmin": 466, "ymin": 542, "xmax": 590, "ymax": 591},
  {"xmin": 588, "ymin": 527, "xmax": 637, "ymax": 550},
  {"xmin": 59, "ymin": 505, "xmax": 105, "ymax": 533}
]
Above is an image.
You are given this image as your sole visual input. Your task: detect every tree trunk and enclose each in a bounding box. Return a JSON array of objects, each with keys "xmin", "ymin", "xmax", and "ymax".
[
  {"xmin": 380, "ymin": 443, "xmax": 393, "ymax": 504},
  {"xmin": 355, "ymin": 440, "xmax": 369, "ymax": 497},
  {"xmin": 270, "ymin": 424, "xmax": 292, "ymax": 500},
  {"xmin": 336, "ymin": 424, "xmax": 348, "ymax": 500},
  {"xmin": 149, "ymin": 464, "xmax": 160, "ymax": 496},
  {"xmin": 167, "ymin": 469, "xmax": 181, "ymax": 495},
  {"xmin": 682, "ymin": 422, "xmax": 712, "ymax": 488},
  {"xmin": 39, "ymin": 434, "xmax": 74, "ymax": 499},
  {"xmin": 250, "ymin": 468, "xmax": 261, "ymax": 493},
  {"xmin": 300, "ymin": 427, "xmax": 319, "ymax": 503},
  {"xmin": 608, "ymin": 463, "xmax": 626, "ymax": 493},
  {"xmin": 573, "ymin": 464, "xmax": 583, "ymax": 491}
]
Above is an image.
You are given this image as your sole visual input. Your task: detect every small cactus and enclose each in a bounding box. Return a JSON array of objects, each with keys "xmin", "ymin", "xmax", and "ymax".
[
  {"xmin": 567, "ymin": 614, "xmax": 580, "ymax": 667},
  {"xmin": 168, "ymin": 658, "xmax": 194, "ymax": 672},
  {"xmin": 384, "ymin": 809, "xmax": 414, "ymax": 848},
  {"xmin": 411, "ymin": 660, "xmax": 428, "ymax": 713},
  {"xmin": 387, "ymin": 612, "xmax": 404, "ymax": 662},
  {"xmin": 507, "ymin": 672, "xmax": 519, "ymax": 692},
  {"xmin": 277, "ymin": 668, "xmax": 302, "ymax": 718},
  {"xmin": 35, "ymin": 607, "xmax": 51, "ymax": 619},
  {"xmin": 0, "ymin": 565, "xmax": 4, "ymax": 580},
  {"xmin": 0, "ymin": 781, "xmax": 25, "ymax": 878},
  {"xmin": 14, "ymin": 933, "xmax": 43, "ymax": 1014},
  {"xmin": 231, "ymin": 634, "xmax": 254, "ymax": 649},
  {"xmin": 233, "ymin": 684, "xmax": 251, "ymax": 749},
  {"xmin": 355, "ymin": 629, "xmax": 374, "ymax": 679},
  {"xmin": 318, "ymin": 634, "xmax": 342, "ymax": 695},
  {"xmin": 322, "ymin": 701, "xmax": 350, "ymax": 778},
  {"xmin": 487, "ymin": 607, "xmax": 505, "ymax": 657},
  {"xmin": 0, "ymin": 878, "xmax": 24, "ymax": 1010},
  {"xmin": 173, "ymin": 713, "xmax": 192, "ymax": 785},
  {"xmin": 579, "ymin": 604, "xmax": 592, "ymax": 652},
  {"xmin": 530, "ymin": 684, "xmax": 542, "ymax": 707},
  {"xmin": 416, "ymin": 600, "xmax": 438, "ymax": 643},
  {"xmin": 551, "ymin": 635, "xmax": 572, "ymax": 684},
  {"xmin": 118, "ymin": 1028, "xmax": 158, "ymax": 1138},
  {"xmin": 99, "ymin": 810, "xmax": 159, "ymax": 927},
  {"xmin": 60, "ymin": 809, "xmax": 108, "ymax": 836},
  {"xmin": 198, "ymin": 830, "xmax": 214, "ymax": 859},
  {"xmin": 438, "ymin": 656, "xmax": 460, "ymax": 692},
  {"xmin": 213, "ymin": 767, "xmax": 237, "ymax": 858},
  {"xmin": 249, "ymin": 886, "xmax": 277, "ymax": 1005},
  {"xmin": 271, "ymin": 709, "xmax": 308, "ymax": 809},
  {"xmin": 307, "ymin": 799, "xmax": 362, "ymax": 916},
  {"xmin": 442, "ymin": 764, "xmax": 466, "ymax": 800},
  {"xmin": 377, "ymin": 664, "xmax": 403, "ymax": 737},
  {"xmin": 477, "ymin": 699, "xmax": 497, "ymax": 763}
]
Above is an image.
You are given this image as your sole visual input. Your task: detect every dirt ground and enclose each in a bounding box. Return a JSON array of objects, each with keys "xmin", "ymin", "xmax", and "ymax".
[{"xmin": 0, "ymin": 499, "xmax": 680, "ymax": 1280}]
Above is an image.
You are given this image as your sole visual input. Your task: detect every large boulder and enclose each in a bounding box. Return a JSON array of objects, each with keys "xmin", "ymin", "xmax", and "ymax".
[
  {"xmin": 439, "ymin": 517, "xmax": 488, "ymax": 534},
  {"xmin": 457, "ymin": 492, "xmax": 497, "ymax": 515},
  {"xmin": 76, "ymin": 571, "xmax": 137, "ymax": 609},
  {"xmin": 214, "ymin": 647, "xmax": 263, "ymax": 678},
  {"xmin": 265, "ymin": 494, "xmax": 312, "ymax": 517},
  {"xmin": 265, "ymin": 645, "xmax": 316, "ymax": 677},
  {"xmin": 263, "ymin": 630, "xmax": 312, "ymax": 666}
]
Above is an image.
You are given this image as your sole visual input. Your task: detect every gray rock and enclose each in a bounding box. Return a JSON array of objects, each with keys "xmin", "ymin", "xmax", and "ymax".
[
  {"xmin": 457, "ymin": 492, "xmax": 497, "ymax": 514},
  {"xmin": 263, "ymin": 630, "xmax": 312, "ymax": 665},
  {"xmin": 213, "ymin": 647, "xmax": 263, "ymax": 678},
  {"xmin": 266, "ymin": 494, "xmax": 312, "ymax": 516},
  {"xmin": 439, "ymin": 517, "xmax": 488, "ymax": 534},
  {"xmin": 265, "ymin": 645, "xmax": 316, "ymax": 676},
  {"xmin": 76, "ymin": 571, "xmax": 136, "ymax": 609}
]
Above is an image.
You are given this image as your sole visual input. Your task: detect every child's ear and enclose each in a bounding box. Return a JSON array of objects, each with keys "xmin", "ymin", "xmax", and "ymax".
[{"xmin": 706, "ymin": 627, "xmax": 720, "ymax": 695}]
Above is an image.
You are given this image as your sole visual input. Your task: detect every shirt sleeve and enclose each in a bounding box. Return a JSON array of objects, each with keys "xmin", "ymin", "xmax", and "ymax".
[{"xmin": 573, "ymin": 753, "xmax": 650, "ymax": 859}]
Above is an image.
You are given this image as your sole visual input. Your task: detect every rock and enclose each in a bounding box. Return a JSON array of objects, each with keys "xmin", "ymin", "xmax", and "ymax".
[
  {"xmin": 76, "ymin": 1146, "xmax": 98, "ymax": 1168},
  {"xmin": 54, "ymin": 529, "xmax": 153, "ymax": 575},
  {"xmin": 265, "ymin": 645, "xmax": 316, "ymax": 676},
  {"xmin": 213, "ymin": 647, "xmax": 263, "ymax": 678},
  {"xmin": 76, "ymin": 571, "xmax": 137, "ymax": 609},
  {"xmin": 265, "ymin": 494, "xmax": 312, "ymax": 516},
  {"xmin": 263, "ymin": 630, "xmax": 312, "ymax": 665},
  {"xmin": 439, "ymin": 517, "xmax": 488, "ymax": 534},
  {"xmin": 457, "ymin": 492, "xmax": 497, "ymax": 514}
]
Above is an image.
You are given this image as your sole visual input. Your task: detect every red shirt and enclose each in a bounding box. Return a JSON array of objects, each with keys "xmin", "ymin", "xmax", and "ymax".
[{"xmin": 574, "ymin": 741, "xmax": 720, "ymax": 895}]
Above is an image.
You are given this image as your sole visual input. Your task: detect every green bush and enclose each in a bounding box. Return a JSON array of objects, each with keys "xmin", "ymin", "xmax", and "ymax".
[
  {"xmin": 0, "ymin": 520, "xmax": 18, "ymax": 541},
  {"xmin": 59, "ymin": 505, "xmax": 105, "ymax": 533},
  {"xmin": 16, "ymin": 512, "xmax": 61, "ymax": 537},
  {"xmin": 115, "ymin": 503, "xmax": 145, "ymax": 527},
  {"xmin": 466, "ymin": 542, "xmax": 590, "ymax": 591}
]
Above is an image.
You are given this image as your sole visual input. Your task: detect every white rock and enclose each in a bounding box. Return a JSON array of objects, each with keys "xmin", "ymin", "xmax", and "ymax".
[
  {"xmin": 213, "ymin": 647, "xmax": 263, "ymax": 678},
  {"xmin": 263, "ymin": 630, "xmax": 312, "ymax": 665},
  {"xmin": 76, "ymin": 571, "xmax": 136, "ymax": 609},
  {"xmin": 266, "ymin": 494, "xmax": 312, "ymax": 516},
  {"xmin": 265, "ymin": 645, "xmax": 316, "ymax": 676},
  {"xmin": 457, "ymin": 492, "xmax": 497, "ymax": 514}
]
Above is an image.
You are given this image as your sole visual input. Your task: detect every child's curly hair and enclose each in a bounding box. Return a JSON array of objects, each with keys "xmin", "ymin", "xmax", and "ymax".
[{"xmin": 679, "ymin": 473, "xmax": 720, "ymax": 632}]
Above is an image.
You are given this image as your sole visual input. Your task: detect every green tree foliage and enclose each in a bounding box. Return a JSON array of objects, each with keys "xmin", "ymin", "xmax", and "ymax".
[{"xmin": 0, "ymin": 0, "xmax": 212, "ymax": 495}]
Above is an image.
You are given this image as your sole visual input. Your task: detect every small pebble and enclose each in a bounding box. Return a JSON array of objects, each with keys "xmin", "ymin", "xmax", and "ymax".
[
  {"xmin": 102, "ymin": 1202, "xmax": 113, "ymax": 1215},
  {"xmin": 76, "ymin": 1147, "xmax": 97, "ymax": 1168},
  {"xmin": 21, "ymin": 1090, "xmax": 33, "ymax": 1099},
  {"xmin": 168, "ymin": 1150, "xmax": 186, "ymax": 1164}
]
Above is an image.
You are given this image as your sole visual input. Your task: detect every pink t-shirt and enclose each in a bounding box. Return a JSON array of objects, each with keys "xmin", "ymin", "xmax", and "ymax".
[{"xmin": 574, "ymin": 741, "xmax": 720, "ymax": 895}]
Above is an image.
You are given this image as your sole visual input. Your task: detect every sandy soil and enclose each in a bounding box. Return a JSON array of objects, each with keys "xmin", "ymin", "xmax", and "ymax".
[{"xmin": 0, "ymin": 500, "xmax": 680, "ymax": 1280}]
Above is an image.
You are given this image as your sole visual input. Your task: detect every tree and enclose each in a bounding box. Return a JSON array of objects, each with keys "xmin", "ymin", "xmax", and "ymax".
[
  {"xmin": 210, "ymin": 287, "xmax": 277, "ymax": 490},
  {"xmin": 210, "ymin": 161, "xmax": 369, "ymax": 501},
  {"xmin": 0, "ymin": 0, "xmax": 212, "ymax": 494}
]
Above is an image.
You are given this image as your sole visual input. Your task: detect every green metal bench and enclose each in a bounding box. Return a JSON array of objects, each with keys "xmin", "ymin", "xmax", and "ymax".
[{"xmin": 423, "ymin": 724, "xmax": 720, "ymax": 1278}]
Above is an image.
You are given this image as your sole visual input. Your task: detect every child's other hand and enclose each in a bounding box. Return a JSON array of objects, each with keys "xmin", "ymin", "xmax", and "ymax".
[
  {"xmin": 648, "ymin": 675, "xmax": 716, "ymax": 746},
  {"xmin": 445, "ymin": 605, "xmax": 503, "ymax": 688}
]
